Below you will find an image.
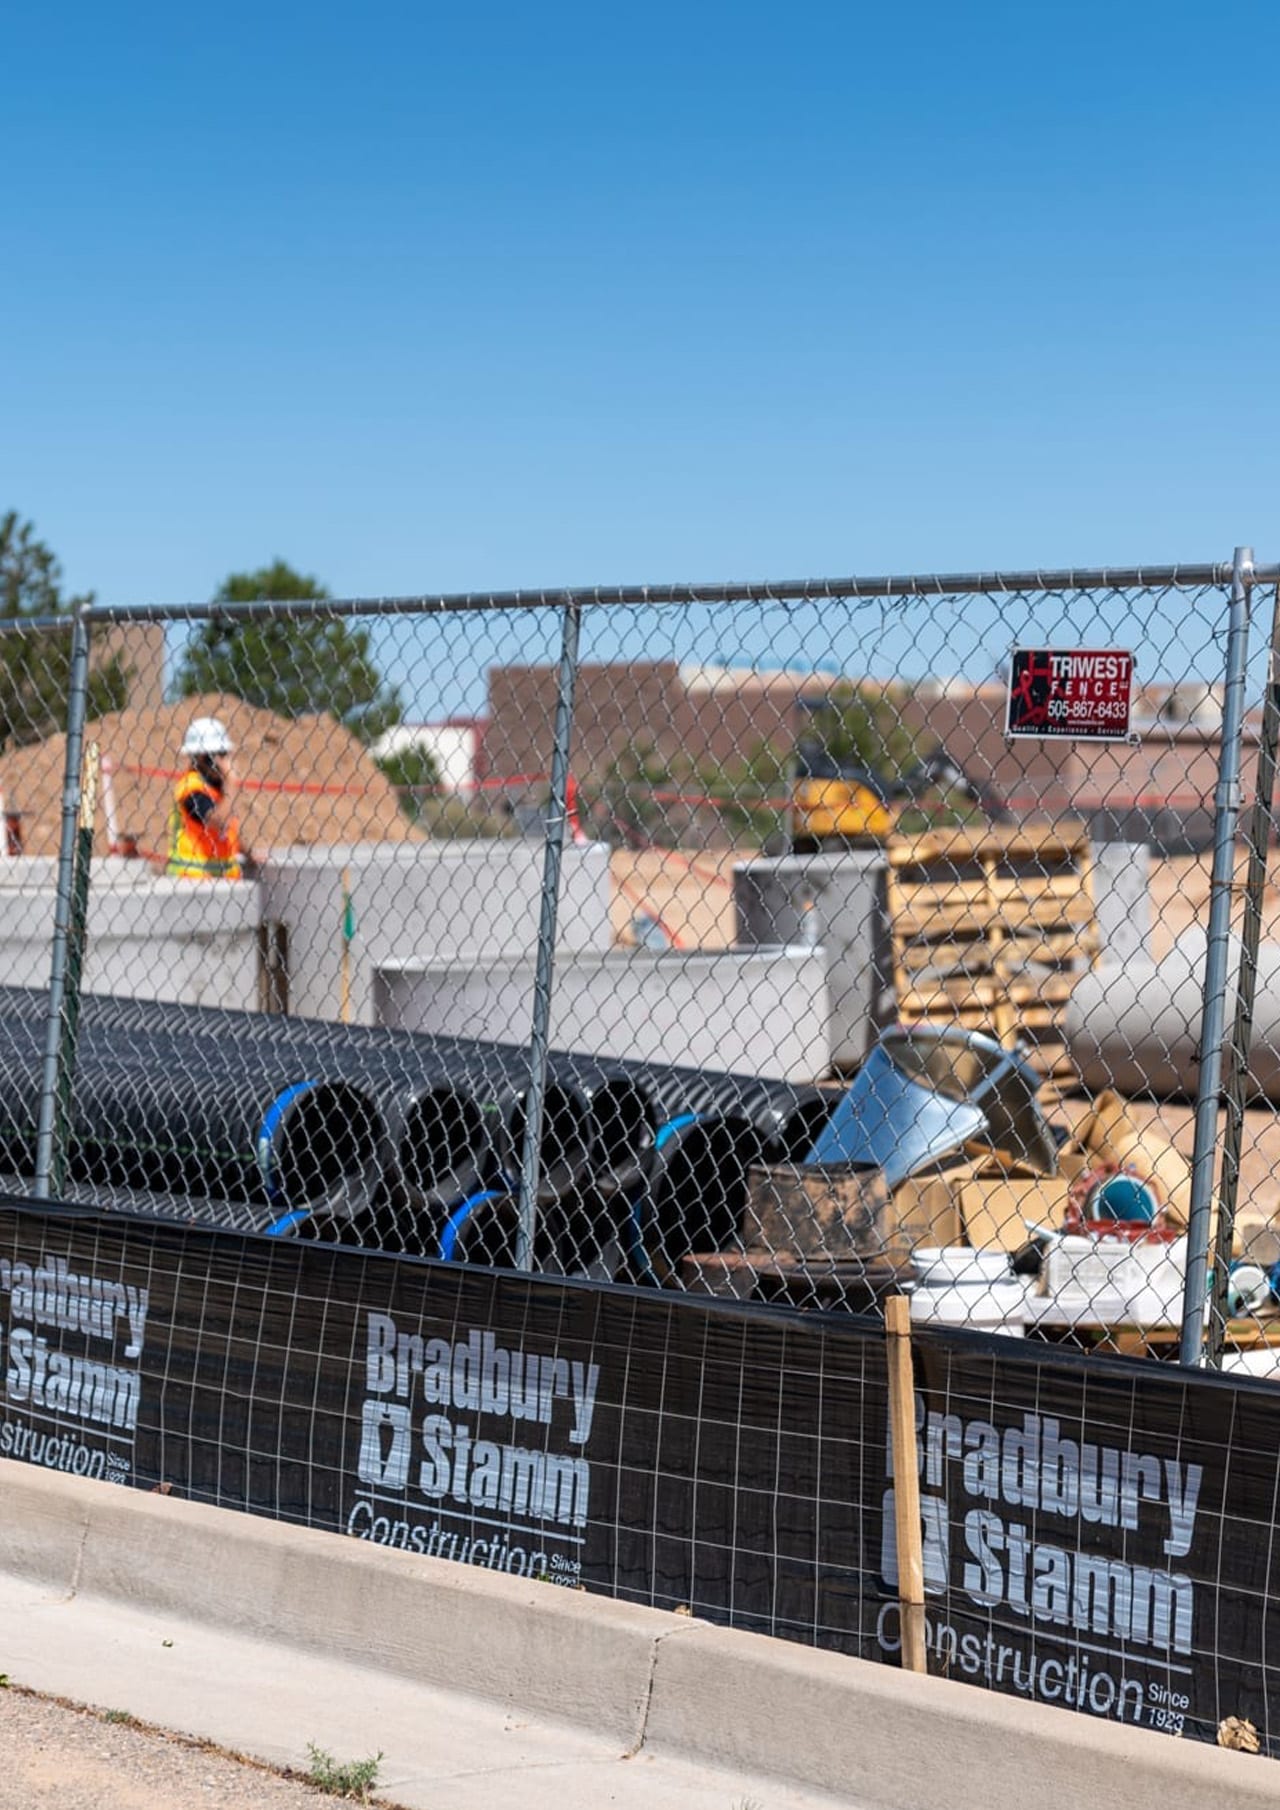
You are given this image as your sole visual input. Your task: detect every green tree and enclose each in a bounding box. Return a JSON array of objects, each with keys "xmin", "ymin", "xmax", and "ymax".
[
  {"xmin": 796, "ymin": 682, "xmax": 920, "ymax": 781},
  {"xmin": 594, "ymin": 742, "xmax": 682, "ymax": 847},
  {"xmin": 694, "ymin": 740, "xmax": 789, "ymax": 846},
  {"xmin": 175, "ymin": 559, "xmax": 403, "ymax": 744},
  {"xmin": 375, "ymin": 742, "xmax": 441, "ymax": 825},
  {"xmin": 0, "ymin": 512, "xmax": 129, "ymax": 753}
]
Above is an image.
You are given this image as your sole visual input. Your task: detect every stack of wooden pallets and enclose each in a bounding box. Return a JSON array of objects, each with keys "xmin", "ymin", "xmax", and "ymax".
[{"xmin": 884, "ymin": 822, "xmax": 1099, "ymax": 1078}]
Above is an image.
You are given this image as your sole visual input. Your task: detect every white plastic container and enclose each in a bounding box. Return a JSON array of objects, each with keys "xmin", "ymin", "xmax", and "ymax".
[
  {"xmin": 914, "ymin": 1247, "xmax": 1015, "ymax": 1288},
  {"xmin": 909, "ymin": 1246, "xmax": 1028, "ymax": 1336},
  {"xmin": 1046, "ymin": 1231, "xmax": 1186, "ymax": 1326}
]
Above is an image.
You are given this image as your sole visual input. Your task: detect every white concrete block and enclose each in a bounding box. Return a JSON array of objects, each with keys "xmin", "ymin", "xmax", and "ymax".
[
  {"xmin": 376, "ymin": 947, "xmax": 832, "ymax": 1081},
  {"xmin": 0, "ymin": 863, "xmax": 261, "ymax": 1012},
  {"xmin": 262, "ymin": 841, "xmax": 613, "ymax": 1025}
]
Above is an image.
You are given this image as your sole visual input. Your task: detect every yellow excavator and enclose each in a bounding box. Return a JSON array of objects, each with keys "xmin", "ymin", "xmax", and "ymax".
[{"xmin": 789, "ymin": 740, "xmax": 1008, "ymax": 853}]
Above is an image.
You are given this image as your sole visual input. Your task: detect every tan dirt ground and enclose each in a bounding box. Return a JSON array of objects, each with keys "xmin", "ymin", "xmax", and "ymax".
[
  {"xmin": 0, "ymin": 696, "xmax": 418, "ymax": 861},
  {"xmin": 0, "ymin": 1689, "xmax": 397, "ymax": 1810},
  {"xmin": 608, "ymin": 847, "xmax": 743, "ymax": 948},
  {"xmin": 1149, "ymin": 849, "xmax": 1280, "ymax": 957}
]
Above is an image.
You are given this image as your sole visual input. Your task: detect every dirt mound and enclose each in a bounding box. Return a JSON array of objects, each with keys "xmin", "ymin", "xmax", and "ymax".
[{"xmin": 0, "ymin": 695, "xmax": 419, "ymax": 860}]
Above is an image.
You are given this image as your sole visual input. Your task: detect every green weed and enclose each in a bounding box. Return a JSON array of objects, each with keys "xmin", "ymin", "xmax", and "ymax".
[{"xmin": 305, "ymin": 1742, "xmax": 384, "ymax": 1801}]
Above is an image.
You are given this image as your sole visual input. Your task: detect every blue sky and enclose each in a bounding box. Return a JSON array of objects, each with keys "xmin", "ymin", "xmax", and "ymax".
[{"xmin": 3, "ymin": 1, "xmax": 1278, "ymax": 715}]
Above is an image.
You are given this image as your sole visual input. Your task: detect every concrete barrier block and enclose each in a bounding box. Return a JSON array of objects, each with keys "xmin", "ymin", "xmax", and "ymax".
[
  {"xmin": 646, "ymin": 1620, "xmax": 1278, "ymax": 1810},
  {"xmin": 21, "ymin": 1466, "xmax": 671, "ymax": 1748},
  {"xmin": 0, "ymin": 1461, "xmax": 92, "ymax": 1593},
  {"xmin": 377, "ymin": 946, "xmax": 832, "ymax": 1081},
  {"xmin": 1, "ymin": 1463, "xmax": 1276, "ymax": 1806}
]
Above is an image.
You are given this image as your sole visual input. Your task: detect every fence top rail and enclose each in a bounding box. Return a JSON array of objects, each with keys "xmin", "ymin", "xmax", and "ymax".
[
  {"xmin": 77, "ymin": 558, "xmax": 1273, "ymax": 625},
  {"xmin": 0, "ymin": 615, "xmax": 88, "ymax": 635}
]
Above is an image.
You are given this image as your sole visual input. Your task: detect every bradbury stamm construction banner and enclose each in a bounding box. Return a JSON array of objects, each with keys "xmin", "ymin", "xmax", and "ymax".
[
  {"xmin": 880, "ymin": 1336, "xmax": 1235, "ymax": 1738},
  {"xmin": 0, "ymin": 1193, "xmax": 1273, "ymax": 1752}
]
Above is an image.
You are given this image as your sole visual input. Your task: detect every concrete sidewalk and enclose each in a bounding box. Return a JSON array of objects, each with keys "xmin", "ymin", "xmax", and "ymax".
[
  {"xmin": 0, "ymin": 1572, "xmax": 851, "ymax": 1808},
  {"xmin": 0, "ymin": 1460, "xmax": 1272, "ymax": 1810}
]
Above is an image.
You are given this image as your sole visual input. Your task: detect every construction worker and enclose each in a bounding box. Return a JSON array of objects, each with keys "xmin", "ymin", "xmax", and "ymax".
[{"xmin": 166, "ymin": 718, "xmax": 244, "ymax": 880}]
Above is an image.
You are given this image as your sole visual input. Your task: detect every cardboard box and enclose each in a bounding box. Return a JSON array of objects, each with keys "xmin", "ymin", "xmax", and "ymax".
[
  {"xmin": 886, "ymin": 1162, "xmax": 969, "ymax": 1253},
  {"xmin": 960, "ymin": 1172, "xmax": 1071, "ymax": 1253}
]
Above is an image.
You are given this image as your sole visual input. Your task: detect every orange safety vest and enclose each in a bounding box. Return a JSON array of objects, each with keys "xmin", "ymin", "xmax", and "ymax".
[{"xmin": 166, "ymin": 769, "xmax": 243, "ymax": 880}]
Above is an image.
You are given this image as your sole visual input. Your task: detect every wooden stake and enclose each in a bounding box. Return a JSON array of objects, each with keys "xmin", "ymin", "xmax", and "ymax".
[{"xmin": 884, "ymin": 1293, "xmax": 928, "ymax": 1674}]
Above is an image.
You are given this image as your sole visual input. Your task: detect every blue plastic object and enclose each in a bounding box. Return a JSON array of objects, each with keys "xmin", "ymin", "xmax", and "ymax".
[
  {"xmin": 1082, "ymin": 1172, "xmax": 1159, "ymax": 1224},
  {"xmin": 255, "ymin": 1079, "xmax": 322, "ymax": 1204}
]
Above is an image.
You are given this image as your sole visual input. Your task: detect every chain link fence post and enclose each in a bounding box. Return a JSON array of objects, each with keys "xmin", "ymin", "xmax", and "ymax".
[
  {"xmin": 1180, "ymin": 546, "xmax": 1253, "ymax": 1365},
  {"xmin": 516, "ymin": 599, "xmax": 582, "ymax": 1270},
  {"xmin": 1206, "ymin": 577, "xmax": 1280, "ymax": 1364},
  {"xmin": 33, "ymin": 607, "xmax": 93, "ymax": 1199}
]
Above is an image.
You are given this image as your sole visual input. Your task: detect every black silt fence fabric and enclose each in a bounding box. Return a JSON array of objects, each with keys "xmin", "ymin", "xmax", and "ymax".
[{"xmin": 0, "ymin": 1191, "xmax": 1273, "ymax": 1753}]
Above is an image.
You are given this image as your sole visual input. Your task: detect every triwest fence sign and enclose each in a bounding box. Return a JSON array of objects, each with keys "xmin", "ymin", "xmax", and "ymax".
[
  {"xmin": 0, "ymin": 1194, "xmax": 1272, "ymax": 1752},
  {"xmin": 1006, "ymin": 647, "xmax": 1134, "ymax": 739}
]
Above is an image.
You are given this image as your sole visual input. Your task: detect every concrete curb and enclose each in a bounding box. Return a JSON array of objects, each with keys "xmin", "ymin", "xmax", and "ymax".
[
  {"xmin": 646, "ymin": 1621, "xmax": 1275, "ymax": 1809},
  {"xmin": 0, "ymin": 1460, "xmax": 678, "ymax": 1752},
  {"xmin": 0, "ymin": 1459, "xmax": 1273, "ymax": 1809}
]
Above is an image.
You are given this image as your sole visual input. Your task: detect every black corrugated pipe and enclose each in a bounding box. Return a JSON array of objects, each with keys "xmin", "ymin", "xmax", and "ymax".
[
  {"xmin": 133, "ymin": 997, "xmax": 595, "ymax": 1199},
  {"xmin": 387, "ymin": 1082, "xmax": 499, "ymax": 1216},
  {"xmin": 428, "ymin": 1185, "xmax": 636, "ymax": 1278},
  {"xmin": 0, "ymin": 993, "xmax": 822, "ymax": 1266},
  {"xmin": 427, "ymin": 1187, "xmax": 562, "ymax": 1270},
  {"xmin": 26, "ymin": 1177, "xmax": 329, "ymax": 1239},
  {"xmin": 545, "ymin": 1057, "xmax": 657, "ymax": 1196},
  {"xmin": 4, "ymin": 990, "xmax": 822, "ymax": 1172},
  {"xmin": 0, "ymin": 993, "xmax": 593, "ymax": 1225},
  {"xmin": 0, "ymin": 1015, "xmax": 384, "ymax": 1235},
  {"xmin": 654, "ymin": 1071, "xmax": 835, "ymax": 1164},
  {"xmin": 373, "ymin": 1075, "xmax": 592, "ymax": 1256},
  {"xmin": 623, "ymin": 1111, "xmax": 753, "ymax": 1287},
  {"xmin": 0, "ymin": 1014, "xmax": 42, "ymax": 1176},
  {"xmin": 72, "ymin": 1037, "xmax": 383, "ymax": 1234}
]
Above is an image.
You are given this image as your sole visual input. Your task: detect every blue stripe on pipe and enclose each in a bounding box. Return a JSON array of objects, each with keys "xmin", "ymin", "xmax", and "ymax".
[
  {"xmin": 256, "ymin": 1080, "xmax": 321, "ymax": 1203},
  {"xmin": 653, "ymin": 1112, "xmax": 699, "ymax": 1152},
  {"xmin": 264, "ymin": 1209, "xmax": 311, "ymax": 1237},
  {"xmin": 438, "ymin": 1187, "xmax": 507, "ymax": 1262},
  {"xmin": 627, "ymin": 1115, "xmax": 701, "ymax": 1283}
]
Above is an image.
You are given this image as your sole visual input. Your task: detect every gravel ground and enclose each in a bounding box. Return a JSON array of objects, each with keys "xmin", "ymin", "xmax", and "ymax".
[{"xmin": 0, "ymin": 1688, "xmax": 401, "ymax": 1810}]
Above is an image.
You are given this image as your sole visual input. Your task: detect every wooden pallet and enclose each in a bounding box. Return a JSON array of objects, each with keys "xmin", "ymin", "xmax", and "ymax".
[{"xmin": 885, "ymin": 823, "xmax": 1099, "ymax": 1068}]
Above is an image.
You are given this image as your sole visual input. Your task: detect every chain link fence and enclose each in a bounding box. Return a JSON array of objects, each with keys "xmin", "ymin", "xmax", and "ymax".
[{"xmin": 1, "ymin": 556, "xmax": 1277, "ymax": 1368}]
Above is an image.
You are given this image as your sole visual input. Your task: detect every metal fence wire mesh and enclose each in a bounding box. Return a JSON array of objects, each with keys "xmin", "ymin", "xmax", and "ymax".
[{"xmin": 4, "ymin": 559, "xmax": 1280, "ymax": 1369}]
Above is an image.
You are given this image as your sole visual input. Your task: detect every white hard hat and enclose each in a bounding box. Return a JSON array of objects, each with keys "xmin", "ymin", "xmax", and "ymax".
[{"xmin": 182, "ymin": 717, "xmax": 233, "ymax": 756}]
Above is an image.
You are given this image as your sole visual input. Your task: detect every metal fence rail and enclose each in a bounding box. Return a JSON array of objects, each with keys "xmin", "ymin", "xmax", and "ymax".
[{"xmin": 1, "ymin": 553, "xmax": 1277, "ymax": 1368}]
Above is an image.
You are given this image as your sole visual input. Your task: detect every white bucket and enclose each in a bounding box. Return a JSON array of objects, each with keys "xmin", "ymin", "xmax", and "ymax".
[
  {"xmin": 913, "ymin": 1246, "xmax": 1015, "ymax": 1288},
  {"xmin": 909, "ymin": 1246, "xmax": 1027, "ymax": 1336}
]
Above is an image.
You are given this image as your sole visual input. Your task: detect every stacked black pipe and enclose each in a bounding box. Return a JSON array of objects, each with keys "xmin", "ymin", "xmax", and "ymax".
[
  {"xmin": 0, "ymin": 999, "xmax": 382, "ymax": 1237},
  {"xmin": 0, "ymin": 987, "xmax": 836, "ymax": 1282}
]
